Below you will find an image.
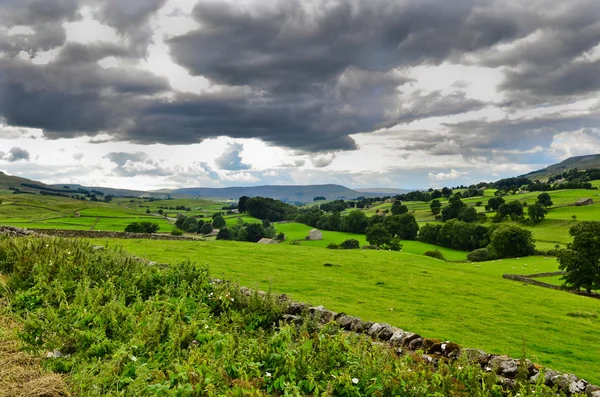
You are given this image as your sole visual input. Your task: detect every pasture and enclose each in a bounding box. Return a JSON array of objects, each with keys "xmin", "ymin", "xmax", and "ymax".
[{"xmin": 87, "ymin": 237, "xmax": 600, "ymax": 384}]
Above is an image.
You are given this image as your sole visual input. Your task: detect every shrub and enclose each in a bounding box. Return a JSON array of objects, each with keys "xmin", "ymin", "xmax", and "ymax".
[
  {"xmin": 200, "ymin": 222, "xmax": 214, "ymax": 235},
  {"xmin": 340, "ymin": 239, "xmax": 360, "ymax": 249},
  {"xmin": 276, "ymin": 232, "xmax": 286, "ymax": 241},
  {"xmin": 424, "ymin": 250, "xmax": 445, "ymax": 260},
  {"xmin": 326, "ymin": 243, "xmax": 340, "ymax": 249},
  {"xmin": 170, "ymin": 229, "xmax": 183, "ymax": 236},
  {"xmin": 124, "ymin": 222, "xmax": 160, "ymax": 234},
  {"xmin": 488, "ymin": 225, "xmax": 535, "ymax": 258},
  {"xmin": 362, "ymin": 244, "xmax": 378, "ymax": 250},
  {"xmin": 216, "ymin": 227, "xmax": 232, "ymax": 240},
  {"xmin": 467, "ymin": 248, "xmax": 491, "ymax": 262}
]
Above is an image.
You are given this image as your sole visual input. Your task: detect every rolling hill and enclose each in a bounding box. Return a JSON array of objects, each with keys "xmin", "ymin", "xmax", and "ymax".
[
  {"xmin": 521, "ymin": 154, "xmax": 600, "ymax": 181},
  {"xmin": 0, "ymin": 171, "xmax": 73, "ymax": 195}
]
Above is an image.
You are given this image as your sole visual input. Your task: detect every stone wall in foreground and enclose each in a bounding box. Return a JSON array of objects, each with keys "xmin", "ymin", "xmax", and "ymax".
[{"xmin": 0, "ymin": 226, "xmax": 200, "ymax": 241}]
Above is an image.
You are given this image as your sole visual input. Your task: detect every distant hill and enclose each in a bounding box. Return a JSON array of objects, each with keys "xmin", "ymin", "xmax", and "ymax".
[
  {"xmin": 58, "ymin": 184, "xmax": 153, "ymax": 198},
  {"xmin": 355, "ymin": 187, "xmax": 413, "ymax": 195},
  {"xmin": 521, "ymin": 154, "xmax": 600, "ymax": 181},
  {"xmin": 0, "ymin": 171, "xmax": 73, "ymax": 195},
  {"xmin": 168, "ymin": 184, "xmax": 377, "ymax": 202}
]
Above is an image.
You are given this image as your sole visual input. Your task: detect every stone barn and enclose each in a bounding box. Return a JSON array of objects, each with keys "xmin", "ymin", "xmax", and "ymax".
[
  {"xmin": 73, "ymin": 211, "xmax": 81, "ymax": 218},
  {"xmin": 257, "ymin": 238, "xmax": 278, "ymax": 244},
  {"xmin": 575, "ymin": 198, "xmax": 593, "ymax": 206},
  {"xmin": 307, "ymin": 229, "xmax": 323, "ymax": 240}
]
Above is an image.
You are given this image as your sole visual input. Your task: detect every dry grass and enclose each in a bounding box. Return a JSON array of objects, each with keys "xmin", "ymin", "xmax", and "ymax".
[{"xmin": 0, "ymin": 279, "xmax": 70, "ymax": 397}]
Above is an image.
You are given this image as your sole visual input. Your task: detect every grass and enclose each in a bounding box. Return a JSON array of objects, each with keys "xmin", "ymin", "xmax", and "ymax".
[{"xmin": 88, "ymin": 237, "xmax": 600, "ymax": 384}]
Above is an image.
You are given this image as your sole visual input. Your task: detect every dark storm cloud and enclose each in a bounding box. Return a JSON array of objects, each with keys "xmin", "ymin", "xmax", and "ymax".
[
  {"xmin": 1, "ymin": 0, "xmax": 600, "ymax": 154},
  {"xmin": 214, "ymin": 143, "xmax": 250, "ymax": 170},
  {"xmin": 0, "ymin": 0, "xmax": 81, "ymax": 55},
  {"xmin": 93, "ymin": 0, "xmax": 168, "ymax": 56}
]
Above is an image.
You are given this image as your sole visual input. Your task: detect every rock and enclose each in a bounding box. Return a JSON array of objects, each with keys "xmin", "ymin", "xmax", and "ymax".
[
  {"xmin": 319, "ymin": 309, "xmax": 336, "ymax": 323},
  {"xmin": 46, "ymin": 349, "xmax": 63, "ymax": 358},
  {"xmin": 489, "ymin": 356, "xmax": 518, "ymax": 377},
  {"xmin": 368, "ymin": 323, "xmax": 383, "ymax": 336},
  {"xmin": 587, "ymin": 384, "xmax": 600, "ymax": 397},
  {"xmin": 92, "ymin": 245, "xmax": 105, "ymax": 251},
  {"xmin": 282, "ymin": 314, "xmax": 301, "ymax": 324},
  {"xmin": 286, "ymin": 302, "xmax": 307, "ymax": 315},
  {"xmin": 240, "ymin": 287, "xmax": 253, "ymax": 296},
  {"xmin": 336, "ymin": 315, "xmax": 356, "ymax": 330},
  {"xmin": 460, "ymin": 348, "xmax": 489, "ymax": 365},
  {"xmin": 441, "ymin": 341, "xmax": 461, "ymax": 358},
  {"xmin": 543, "ymin": 369, "xmax": 560, "ymax": 386},
  {"xmin": 350, "ymin": 318, "xmax": 365, "ymax": 333},
  {"xmin": 377, "ymin": 324, "xmax": 395, "ymax": 340},
  {"xmin": 389, "ymin": 330, "xmax": 406, "ymax": 347},
  {"xmin": 422, "ymin": 338, "xmax": 443, "ymax": 354},
  {"xmin": 362, "ymin": 322, "xmax": 374, "ymax": 332},
  {"xmin": 408, "ymin": 337, "xmax": 423, "ymax": 351},
  {"xmin": 552, "ymin": 373, "xmax": 586, "ymax": 394}
]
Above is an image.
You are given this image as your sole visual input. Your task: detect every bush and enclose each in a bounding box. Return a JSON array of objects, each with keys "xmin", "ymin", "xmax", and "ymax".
[
  {"xmin": 170, "ymin": 229, "xmax": 183, "ymax": 236},
  {"xmin": 424, "ymin": 250, "xmax": 445, "ymax": 260},
  {"xmin": 340, "ymin": 239, "xmax": 360, "ymax": 249},
  {"xmin": 488, "ymin": 225, "xmax": 535, "ymax": 258},
  {"xmin": 362, "ymin": 244, "xmax": 378, "ymax": 250},
  {"xmin": 326, "ymin": 243, "xmax": 340, "ymax": 249},
  {"xmin": 200, "ymin": 222, "xmax": 214, "ymax": 235},
  {"xmin": 467, "ymin": 248, "xmax": 491, "ymax": 262},
  {"xmin": 216, "ymin": 227, "xmax": 232, "ymax": 240},
  {"xmin": 124, "ymin": 222, "xmax": 160, "ymax": 234},
  {"xmin": 276, "ymin": 232, "xmax": 286, "ymax": 241}
]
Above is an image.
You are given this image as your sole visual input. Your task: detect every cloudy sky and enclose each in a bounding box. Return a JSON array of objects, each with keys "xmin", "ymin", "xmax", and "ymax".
[{"xmin": 1, "ymin": 0, "xmax": 599, "ymax": 191}]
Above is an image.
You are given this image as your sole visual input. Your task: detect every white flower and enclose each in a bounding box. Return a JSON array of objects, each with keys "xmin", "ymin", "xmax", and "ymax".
[
  {"xmin": 130, "ymin": 355, "xmax": 137, "ymax": 362},
  {"xmin": 265, "ymin": 372, "xmax": 272, "ymax": 377},
  {"xmin": 352, "ymin": 378, "xmax": 359, "ymax": 384},
  {"xmin": 231, "ymin": 298, "xmax": 234, "ymax": 302},
  {"xmin": 204, "ymin": 325, "xmax": 209, "ymax": 329}
]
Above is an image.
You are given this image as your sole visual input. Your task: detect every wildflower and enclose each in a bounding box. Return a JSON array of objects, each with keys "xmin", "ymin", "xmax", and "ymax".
[
  {"xmin": 352, "ymin": 378, "xmax": 359, "ymax": 384},
  {"xmin": 231, "ymin": 298, "xmax": 234, "ymax": 302},
  {"xmin": 204, "ymin": 325, "xmax": 209, "ymax": 329},
  {"xmin": 265, "ymin": 372, "xmax": 272, "ymax": 378},
  {"xmin": 130, "ymin": 355, "xmax": 137, "ymax": 362}
]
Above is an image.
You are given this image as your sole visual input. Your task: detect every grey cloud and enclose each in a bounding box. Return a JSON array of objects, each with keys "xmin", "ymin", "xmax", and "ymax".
[
  {"xmin": 72, "ymin": 153, "xmax": 84, "ymax": 161},
  {"xmin": 0, "ymin": 147, "xmax": 30, "ymax": 162},
  {"xmin": 214, "ymin": 143, "xmax": 251, "ymax": 170},
  {"xmin": 93, "ymin": 0, "xmax": 167, "ymax": 56},
  {"xmin": 104, "ymin": 151, "xmax": 171, "ymax": 177},
  {"xmin": 311, "ymin": 153, "xmax": 336, "ymax": 168}
]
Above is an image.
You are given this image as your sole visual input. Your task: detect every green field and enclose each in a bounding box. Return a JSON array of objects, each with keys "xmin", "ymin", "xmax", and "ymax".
[
  {"xmin": 275, "ymin": 222, "xmax": 468, "ymax": 260},
  {"xmin": 87, "ymin": 238, "xmax": 600, "ymax": 384}
]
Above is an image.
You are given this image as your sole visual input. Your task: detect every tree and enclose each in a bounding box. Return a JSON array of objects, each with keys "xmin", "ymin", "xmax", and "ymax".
[
  {"xmin": 216, "ymin": 227, "xmax": 232, "ymax": 240},
  {"xmin": 146, "ymin": 208, "xmax": 151, "ymax": 214},
  {"xmin": 537, "ymin": 192, "xmax": 553, "ymax": 208},
  {"xmin": 391, "ymin": 201, "xmax": 408, "ymax": 215},
  {"xmin": 238, "ymin": 196, "xmax": 249, "ymax": 213},
  {"xmin": 419, "ymin": 223, "xmax": 441, "ymax": 244},
  {"xmin": 488, "ymin": 225, "xmax": 535, "ymax": 258},
  {"xmin": 195, "ymin": 219, "xmax": 206, "ymax": 233},
  {"xmin": 245, "ymin": 223, "xmax": 265, "ymax": 242},
  {"xmin": 557, "ymin": 222, "xmax": 600, "ymax": 293},
  {"xmin": 441, "ymin": 187, "xmax": 453, "ymax": 199},
  {"xmin": 457, "ymin": 207, "xmax": 478, "ymax": 223},
  {"xmin": 527, "ymin": 203, "xmax": 547, "ymax": 224},
  {"xmin": 124, "ymin": 222, "xmax": 159, "ymax": 234},
  {"xmin": 366, "ymin": 223, "xmax": 391, "ymax": 247},
  {"xmin": 200, "ymin": 222, "xmax": 214, "ymax": 235},
  {"xmin": 175, "ymin": 215, "xmax": 186, "ymax": 229},
  {"xmin": 487, "ymin": 197, "xmax": 505, "ymax": 211},
  {"xmin": 430, "ymin": 199, "xmax": 442, "ymax": 215},
  {"xmin": 182, "ymin": 217, "xmax": 198, "ymax": 233},
  {"xmin": 340, "ymin": 239, "xmax": 360, "ymax": 249},
  {"xmin": 441, "ymin": 198, "xmax": 466, "ymax": 221},
  {"xmin": 313, "ymin": 196, "xmax": 326, "ymax": 201},
  {"xmin": 495, "ymin": 201, "xmax": 524, "ymax": 221},
  {"xmin": 431, "ymin": 190, "xmax": 443, "ymax": 200},
  {"xmin": 342, "ymin": 210, "xmax": 369, "ymax": 234},
  {"xmin": 212, "ymin": 214, "xmax": 226, "ymax": 228},
  {"xmin": 384, "ymin": 214, "xmax": 419, "ymax": 240}
]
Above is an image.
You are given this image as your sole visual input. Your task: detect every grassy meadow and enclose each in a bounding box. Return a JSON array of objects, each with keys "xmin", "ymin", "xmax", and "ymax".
[{"xmin": 87, "ymin": 237, "xmax": 600, "ymax": 384}]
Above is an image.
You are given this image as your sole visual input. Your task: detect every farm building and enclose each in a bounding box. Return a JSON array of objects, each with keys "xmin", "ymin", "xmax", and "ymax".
[
  {"xmin": 204, "ymin": 230, "xmax": 219, "ymax": 237},
  {"xmin": 257, "ymin": 238, "xmax": 278, "ymax": 244},
  {"xmin": 73, "ymin": 211, "xmax": 81, "ymax": 218},
  {"xmin": 307, "ymin": 229, "xmax": 323, "ymax": 240},
  {"xmin": 575, "ymin": 198, "xmax": 593, "ymax": 206}
]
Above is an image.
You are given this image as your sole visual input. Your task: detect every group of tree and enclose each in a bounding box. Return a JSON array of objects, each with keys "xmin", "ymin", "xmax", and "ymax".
[
  {"xmin": 547, "ymin": 167, "xmax": 600, "ymax": 184},
  {"xmin": 365, "ymin": 213, "xmax": 419, "ymax": 250},
  {"xmin": 420, "ymin": 220, "xmax": 535, "ymax": 259},
  {"xmin": 124, "ymin": 222, "xmax": 160, "ymax": 234},
  {"xmin": 216, "ymin": 219, "xmax": 278, "ymax": 243},
  {"xmin": 440, "ymin": 196, "xmax": 481, "ymax": 223},
  {"xmin": 239, "ymin": 196, "xmax": 298, "ymax": 222},
  {"xmin": 174, "ymin": 213, "xmax": 226, "ymax": 235},
  {"xmin": 327, "ymin": 239, "xmax": 360, "ymax": 250}
]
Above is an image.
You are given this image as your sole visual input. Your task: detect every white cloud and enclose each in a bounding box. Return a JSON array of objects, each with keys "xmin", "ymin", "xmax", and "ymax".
[{"xmin": 428, "ymin": 169, "xmax": 468, "ymax": 182}]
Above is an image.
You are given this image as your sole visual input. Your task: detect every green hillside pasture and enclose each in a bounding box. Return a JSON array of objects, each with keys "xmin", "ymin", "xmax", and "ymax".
[
  {"xmin": 224, "ymin": 214, "xmax": 262, "ymax": 226},
  {"xmin": 89, "ymin": 238, "xmax": 600, "ymax": 384},
  {"xmin": 137, "ymin": 198, "xmax": 231, "ymax": 217},
  {"xmin": 92, "ymin": 215, "xmax": 175, "ymax": 232},
  {"xmin": 276, "ymin": 222, "xmax": 469, "ymax": 261},
  {"xmin": 545, "ymin": 203, "xmax": 600, "ymax": 221}
]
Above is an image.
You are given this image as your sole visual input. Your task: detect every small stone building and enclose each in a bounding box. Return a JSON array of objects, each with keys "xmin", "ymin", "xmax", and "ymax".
[
  {"xmin": 307, "ymin": 229, "xmax": 323, "ymax": 241},
  {"xmin": 575, "ymin": 198, "xmax": 593, "ymax": 206},
  {"xmin": 257, "ymin": 238, "xmax": 278, "ymax": 244},
  {"xmin": 73, "ymin": 211, "xmax": 81, "ymax": 218}
]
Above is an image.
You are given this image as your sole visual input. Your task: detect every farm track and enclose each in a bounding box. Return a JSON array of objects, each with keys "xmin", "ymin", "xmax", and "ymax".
[{"xmin": 89, "ymin": 217, "xmax": 100, "ymax": 231}]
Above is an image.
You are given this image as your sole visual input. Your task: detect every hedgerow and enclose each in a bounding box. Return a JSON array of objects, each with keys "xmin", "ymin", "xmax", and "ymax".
[{"xmin": 0, "ymin": 236, "xmax": 577, "ymax": 396}]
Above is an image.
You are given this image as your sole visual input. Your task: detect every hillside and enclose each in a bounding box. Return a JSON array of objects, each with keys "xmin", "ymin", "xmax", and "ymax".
[
  {"xmin": 0, "ymin": 171, "xmax": 72, "ymax": 195},
  {"xmin": 355, "ymin": 187, "xmax": 413, "ymax": 195},
  {"xmin": 58, "ymin": 183, "xmax": 153, "ymax": 198},
  {"xmin": 168, "ymin": 184, "xmax": 377, "ymax": 202},
  {"xmin": 521, "ymin": 154, "xmax": 600, "ymax": 181}
]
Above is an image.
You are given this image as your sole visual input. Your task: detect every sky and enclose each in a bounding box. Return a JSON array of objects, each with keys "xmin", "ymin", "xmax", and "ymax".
[{"xmin": 1, "ymin": 0, "xmax": 600, "ymax": 191}]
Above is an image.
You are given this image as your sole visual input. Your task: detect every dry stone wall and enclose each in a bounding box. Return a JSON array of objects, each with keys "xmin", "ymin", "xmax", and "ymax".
[
  {"xmin": 503, "ymin": 274, "xmax": 600, "ymax": 300},
  {"xmin": 0, "ymin": 226, "xmax": 200, "ymax": 241}
]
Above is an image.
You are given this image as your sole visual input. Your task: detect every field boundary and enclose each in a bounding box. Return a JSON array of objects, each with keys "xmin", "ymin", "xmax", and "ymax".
[
  {"xmin": 503, "ymin": 273, "xmax": 600, "ymax": 299},
  {"xmin": 0, "ymin": 226, "xmax": 201, "ymax": 241}
]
